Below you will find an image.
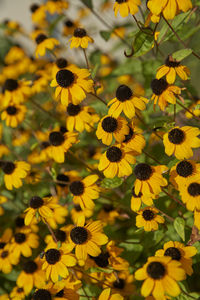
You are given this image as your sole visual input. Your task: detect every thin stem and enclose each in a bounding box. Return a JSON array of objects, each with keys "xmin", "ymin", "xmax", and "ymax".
[
  {"xmin": 163, "ymin": 15, "xmax": 200, "ymax": 60},
  {"xmin": 162, "ymin": 188, "xmax": 185, "ymax": 207},
  {"xmin": 44, "ymin": 219, "xmax": 58, "ymax": 243},
  {"xmin": 142, "ymin": 149, "xmax": 162, "ymax": 165},
  {"xmin": 83, "ymin": 48, "xmax": 90, "ymax": 69},
  {"xmin": 90, "ymin": 92, "xmax": 107, "ymax": 105},
  {"xmin": 132, "ymin": 15, "xmax": 153, "ymax": 35},
  {"xmin": 177, "ymin": 97, "xmax": 200, "ymax": 121},
  {"xmin": 156, "ymin": 208, "xmax": 174, "ymax": 222},
  {"xmin": 29, "ymin": 97, "xmax": 59, "ymax": 121}
]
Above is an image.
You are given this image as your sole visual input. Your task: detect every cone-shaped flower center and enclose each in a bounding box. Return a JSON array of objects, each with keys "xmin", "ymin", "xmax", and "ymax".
[
  {"xmin": 3, "ymin": 79, "xmax": 18, "ymax": 91},
  {"xmin": 147, "ymin": 262, "xmax": 166, "ymax": 279},
  {"xmin": 56, "ymin": 58, "xmax": 68, "ymax": 69},
  {"xmin": 56, "ymin": 69, "xmax": 75, "ymax": 88},
  {"xmin": 33, "ymin": 289, "xmax": 52, "ymax": 300},
  {"xmin": 116, "ymin": 85, "xmax": 132, "ymax": 102},
  {"xmin": 65, "ymin": 20, "xmax": 74, "ymax": 27},
  {"xmin": 45, "ymin": 249, "xmax": 61, "ymax": 265},
  {"xmin": 70, "ymin": 226, "xmax": 88, "ymax": 244},
  {"xmin": 14, "ymin": 233, "xmax": 26, "ymax": 244},
  {"xmin": 188, "ymin": 182, "xmax": 200, "ymax": 196},
  {"xmin": 102, "ymin": 117, "xmax": 118, "ymax": 133},
  {"xmin": 74, "ymin": 28, "xmax": 87, "ymax": 37},
  {"xmin": 6, "ymin": 106, "xmax": 17, "ymax": 115},
  {"xmin": 142, "ymin": 209, "xmax": 155, "ymax": 220},
  {"xmin": 23, "ymin": 261, "xmax": 38, "ymax": 274},
  {"xmin": 151, "ymin": 79, "xmax": 168, "ymax": 95},
  {"xmin": 67, "ymin": 103, "xmax": 81, "ymax": 116},
  {"xmin": 2, "ymin": 161, "xmax": 15, "ymax": 174},
  {"xmin": 164, "ymin": 247, "xmax": 181, "ymax": 260},
  {"xmin": 56, "ymin": 174, "xmax": 69, "ymax": 187},
  {"xmin": 1, "ymin": 251, "xmax": 8, "ymax": 258},
  {"xmin": 30, "ymin": 4, "xmax": 39, "ymax": 13},
  {"xmin": 113, "ymin": 278, "xmax": 125, "ymax": 289},
  {"xmin": 134, "ymin": 163, "xmax": 152, "ymax": 180},
  {"xmin": 30, "ymin": 196, "xmax": 44, "ymax": 208},
  {"xmin": 176, "ymin": 160, "xmax": 193, "ymax": 177},
  {"xmin": 165, "ymin": 56, "xmax": 180, "ymax": 67},
  {"xmin": 92, "ymin": 252, "xmax": 110, "ymax": 268},
  {"xmin": 106, "ymin": 146, "xmax": 122, "ymax": 162},
  {"xmin": 35, "ymin": 34, "xmax": 47, "ymax": 44},
  {"xmin": 55, "ymin": 229, "xmax": 66, "ymax": 242},
  {"xmin": 168, "ymin": 128, "xmax": 185, "ymax": 144},
  {"xmin": 69, "ymin": 181, "xmax": 84, "ymax": 196},
  {"xmin": 49, "ymin": 131, "xmax": 64, "ymax": 146}
]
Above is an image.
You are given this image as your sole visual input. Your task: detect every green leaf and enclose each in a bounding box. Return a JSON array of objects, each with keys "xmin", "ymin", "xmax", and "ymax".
[
  {"xmin": 100, "ymin": 30, "xmax": 111, "ymax": 41},
  {"xmin": 133, "ymin": 32, "xmax": 154, "ymax": 57},
  {"xmin": 172, "ymin": 48, "xmax": 192, "ymax": 61},
  {"xmin": 101, "ymin": 177, "xmax": 123, "ymax": 188},
  {"xmin": 82, "ymin": 0, "xmax": 93, "ymax": 9},
  {"xmin": 174, "ymin": 217, "xmax": 185, "ymax": 241}
]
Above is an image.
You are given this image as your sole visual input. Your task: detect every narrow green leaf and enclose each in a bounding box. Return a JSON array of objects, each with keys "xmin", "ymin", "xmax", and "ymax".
[
  {"xmin": 100, "ymin": 30, "xmax": 111, "ymax": 41},
  {"xmin": 172, "ymin": 48, "xmax": 192, "ymax": 61},
  {"xmin": 174, "ymin": 217, "xmax": 185, "ymax": 241}
]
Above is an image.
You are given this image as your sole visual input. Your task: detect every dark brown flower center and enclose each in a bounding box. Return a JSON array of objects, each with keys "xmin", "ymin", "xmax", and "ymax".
[
  {"xmin": 176, "ymin": 160, "xmax": 193, "ymax": 177},
  {"xmin": 147, "ymin": 261, "xmax": 166, "ymax": 279},
  {"xmin": 69, "ymin": 181, "xmax": 84, "ymax": 196},
  {"xmin": 30, "ymin": 4, "xmax": 39, "ymax": 13},
  {"xmin": 56, "ymin": 58, "xmax": 68, "ymax": 69},
  {"xmin": 165, "ymin": 56, "xmax": 180, "ymax": 68},
  {"xmin": 45, "ymin": 249, "xmax": 61, "ymax": 265},
  {"xmin": 70, "ymin": 226, "xmax": 88, "ymax": 244},
  {"xmin": 168, "ymin": 128, "xmax": 185, "ymax": 144},
  {"xmin": 40, "ymin": 141, "xmax": 50, "ymax": 149},
  {"xmin": 17, "ymin": 288, "xmax": 24, "ymax": 293},
  {"xmin": 55, "ymin": 289, "xmax": 64, "ymax": 297},
  {"xmin": 30, "ymin": 196, "xmax": 44, "ymax": 208},
  {"xmin": 74, "ymin": 204, "xmax": 82, "ymax": 211},
  {"xmin": 65, "ymin": 20, "xmax": 74, "ymax": 27},
  {"xmin": 113, "ymin": 278, "xmax": 125, "ymax": 289},
  {"xmin": 6, "ymin": 106, "xmax": 17, "ymax": 115},
  {"xmin": 49, "ymin": 131, "xmax": 64, "ymax": 146},
  {"xmin": 116, "ymin": 0, "xmax": 127, "ymax": 3},
  {"xmin": 106, "ymin": 146, "xmax": 122, "ymax": 162},
  {"xmin": 1, "ymin": 251, "xmax": 8, "ymax": 258},
  {"xmin": 142, "ymin": 209, "xmax": 155, "ymax": 220},
  {"xmin": 134, "ymin": 163, "xmax": 152, "ymax": 181},
  {"xmin": 2, "ymin": 162, "xmax": 15, "ymax": 174},
  {"xmin": 33, "ymin": 289, "xmax": 52, "ymax": 300},
  {"xmin": 3, "ymin": 79, "xmax": 18, "ymax": 91},
  {"xmin": 74, "ymin": 28, "xmax": 87, "ymax": 37},
  {"xmin": 15, "ymin": 217, "xmax": 25, "ymax": 228},
  {"xmin": 56, "ymin": 69, "xmax": 75, "ymax": 88},
  {"xmin": 14, "ymin": 233, "xmax": 26, "ymax": 244},
  {"xmin": 67, "ymin": 103, "xmax": 81, "ymax": 116},
  {"xmin": 102, "ymin": 117, "xmax": 118, "ymax": 133},
  {"xmin": 92, "ymin": 252, "xmax": 110, "ymax": 268},
  {"xmin": 23, "ymin": 261, "xmax": 38, "ymax": 273},
  {"xmin": 116, "ymin": 85, "xmax": 132, "ymax": 102},
  {"xmin": 35, "ymin": 34, "xmax": 47, "ymax": 44},
  {"xmin": 0, "ymin": 243, "xmax": 6, "ymax": 249},
  {"xmin": 103, "ymin": 204, "xmax": 114, "ymax": 212},
  {"xmin": 55, "ymin": 229, "xmax": 66, "ymax": 242},
  {"xmin": 56, "ymin": 174, "xmax": 69, "ymax": 187},
  {"xmin": 188, "ymin": 182, "xmax": 200, "ymax": 196},
  {"xmin": 151, "ymin": 79, "xmax": 168, "ymax": 95},
  {"xmin": 164, "ymin": 247, "xmax": 181, "ymax": 261}
]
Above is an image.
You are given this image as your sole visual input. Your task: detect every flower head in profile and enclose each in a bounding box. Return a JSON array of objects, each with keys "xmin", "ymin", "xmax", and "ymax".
[
  {"xmin": 69, "ymin": 28, "xmax": 94, "ymax": 48},
  {"xmin": 136, "ymin": 207, "xmax": 164, "ymax": 231},
  {"xmin": 163, "ymin": 126, "xmax": 200, "ymax": 159},
  {"xmin": 68, "ymin": 215, "xmax": 108, "ymax": 265},
  {"xmin": 113, "ymin": 0, "xmax": 141, "ymax": 18},
  {"xmin": 156, "ymin": 56, "xmax": 190, "ymax": 84},
  {"xmin": 35, "ymin": 33, "xmax": 59, "ymax": 58},
  {"xmin": 135, "ymin": 256, "xmax": 186, "ymax": 299},
  {"xmin": 108, "ymin": 85, "xmax": 148, "ymax": 119},
  {"xmin": 151, "ymin": 78, "xmax": 181, "ymax": 111},
  {"xmin": 50, "ymin": 66, "xmax": 94, "ymax": 106},
  {"xmin": 155, "ymin": 241, "xmax": 197, "ymax": 276}
]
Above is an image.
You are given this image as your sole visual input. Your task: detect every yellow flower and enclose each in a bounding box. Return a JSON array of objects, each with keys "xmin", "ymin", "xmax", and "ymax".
[
  {"xmin": 71, "ymin": 204, "xmax": 93, "ymax": 224},
  {"xmin": 148, "ymin": 0, "xmax": 192, "ymax": 20},
  {"xmin": 98, "ymin": 204, "xmax": 120, "ymax": 225},
  {"xmin": 98, "ymin": 288, "xmax": 124, "ymax": 300},
  {"xmin": 121, "ymin": 122, "xmax": 146, "ymax": 155},
  {"xmin": 47, "ymin": 130, "xmax": 78, "ymax": 163},
  {"xmin": 30, "ymin": 3, "xmax": 47, "ymax": 27},
  {"xmin": 151, "ymin": 78, "xmax": 181, "ymax": 111},
  {"xmin": 104, "ymin": 272, "xmax": 135, "ymax": 296},
  {"xmin": 69, "ymin": 174, "xmax": 100, "ymax": 210},
  {"xmin": 35, "ymin": 34, "xmax": 59, "ymax": 58},
  {"xmin": 2, "ymin": 78, "xmax": 31, "ymax": 105},
  {"xmin": 16, "ymin": 259, "xmax": 46, "ymax": 294},
  {"xmin": 155, "ymin": 241, "xmax": 197, "ymax": 276},
  {"xmin": 163, "ymin": 126, "xmax": 200, "ymax": 160},
  {"xmin": 69, "ymin": 28, "xmax": 94, "ymax": 48},
  {"xmin": 0, "ymin": 161, "xmax": 30, "ymax": 190},
  {"xmin": 131, "ymin": 187, "xmax": 156, "ymax": 212},
  {"xmin": 63, "ymin": 19, "xmax": 79, "ymax": 36},
  {"xmin": 0, "ymin": 245, "xmax": 19, "ymax": 274},
  {"xmin": 50, "ymin": 66, "xmax": 94, "ymax": 106},
  {"xmin": 108, "ymin": 85, "xmax": 148, "ymax": 119},
  {"xmin": 113, "ymin": 0, "xmax": 141, "ymax": 17},
  {"xmin": 96, "ymin": 115, "xmax": 129, "ymax": 146},
  {"xmin": 179, "ymin": 180, "xmax": 200, "ymax": 211},
  {"xmin": 5, "ymin": 46, "xmax": 25, "ymax": 65},
  {"xmin": 133, "ymin": 163, "xmax": 168, "ymax": 197},
  {"xmin": 1, "ymin": 104, "xmax": 26, "ymax": 128},
  {"xmin": 45, "ymin": 0, "xmax": 68, "ymax": 14},
  {"xmin": 98, "ymin": 145, "xmax": 135, "ymax": 178},
  {"xmin": 0, "ymin": 144, "xmax": 9, "ymax": 159},
  {"xmin": 185, "ymin": 99, "xmax": 200, "ymax": 119},
  {"xmin": 12, "ymin": 129, "xmax": 30, "ymax": 147},
  {"xmin": 135, "ymin": 256, "xmax": 186, "ymax": 298},
  {"xmin": 156, "ymin": 56, "xmax": 190, "ymax": 84},
  {"xmin": 136, "ymin": 207, "xmax": 165, "ymax": 231},
  {"xmin": 41, "ymin": 247, "xmax": 76, "ymax": 282},
  {"xmin": 10, "ymin": 286, "xmax": 26, "ymax": 300},
  {"xmin": 45, "ymin": 196, "xmax": 68, "ymax": 229},
  {"xmin": 68, "ymin": 215, "xmax": 108, "ymax": 265},
  {"xmin": 66, "ymin": 104, "xmax": 94, "ymax": 132}
]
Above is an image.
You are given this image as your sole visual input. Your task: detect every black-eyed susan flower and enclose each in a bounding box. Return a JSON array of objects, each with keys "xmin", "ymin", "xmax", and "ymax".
[
  {"xmin": 135, "ymin": 256, "xmax": 186, "ymax": 298},
  {"xmin": 113, "ymin": 0, "xmax": 141, "ymax": 17},
  {"xmin": 0, "ymin": 228, "xmax": 12, "ymax": 249},
  {"xmin": 98, "ymin": 145, "xmax": 135, "ymax": 178},
  {"xmin": 4, "ymin": 45, "xmax": 25, "ymax": 65},
  {"xmin": 33, "ymin": 289, "xmax": 53, "ymax": 300},
  {"xmin": 0, "ymin": 144, "xmax": 9, "ymax": 158},
  {"xmin": 155, "ymin": 241, "xmax": 197, "ymax": 276},
  {"xmin": 0, "ymin": 160, "xmax": 30, "ymax": 190},
  {"xmin": 96, "ymin": 115, "xmax": 129, "ymax": 146},
  {"xmin": 185, "ymin": 98, "xmax": 200, "ymax": 119},
  {"xmin": 10, "ymin": 230, "xmax": 39, "ymax": 259},
  {"xmin": 98, "ymin": 288, "xmax": 124, "ymax": 300},
  {"xmin": 71, "ymin": 204, "xmax": 93, "ymax": 224},
  {"xmin": 2, "ymin": 78, "xmax": 31, "ymax": 105},
  {"xmin": 35, "ymin": 33, "xmax": 59, "ymax": 58},
  {"xmin": 156, "ymin": 56, "xmax": 190, "ymax": 84},
  {"xmin": 107, "ymin": 85, "xmax": 148, "ymax": 119},
  {"xmin": 69, "ymin": 28, "xmax": 94, "ymax": 48},
  {"xmin": 179, "ymin": 180, "xmax": 200, "ymax": 211},
  {"xmin": 10, "ymin": 286, "xmax": 26, "ymax": 300},
  {"xmin": 69, "ymin": 174, "xmax": 100, "ymax": 210},
  {"xmin": 66, "ymin": 103, "xmax": 93, "ymax": 132},
  {"xmin": 16, "ymin": 259, "xmax": 45, "ymax": 294},
  {"xmin": 1, "ymin": 104, "xmax": 26, "ymax": 128},
  {"xmin": 47, "ymin": 130, "xmax": 78, "ymax": 163},
  {"xmin": 121, "ymin": 122, "xmax": 146, "ymax": 155},
  {"xmin": 134, "ymin": 163, "xmax": 168, "ymax": 196},
  {"xmin": 136, "ymin": 207, "xmax": 164, "ymax": 231},
  {"xmin": 45, "ymin": 0, "xmax": 68, "ymax": 15},
  {"xmin": 24, "ymin": 196, "xmax": 59, "ymax": 226},
  {"xmin": 148, "ymin": 0, "xmax": 192, "ymax": 20},
  {"xmin": 0, "ymin": 245, "xmax": 18, "ymax": 274},
  {"xmin": 104, "ymin": 271, "xmax": 135, "ymax": 296},
  {"xmin": 131, "ymin": 187, "xmax": 156, "ymax": 212},
  {"xmin": 63, "ymin": 19, "xmax": 78, "ymax": 36},
  {"xmin": 30, "ymin": 3, "xmax": 47, "ymax": 27},
  {"xmin": 68, "ymin": 216, "xmax": 108, "ymax": 265},
  {"xmin": 52, "ymin": 57, "xmax": 75, "ymax": 77},
  {"xmin": 163, "ymin": 126, "xmax": 200, "ymax": 160},
  {"xmin": 170, "ymin": 160, "xmax": 200, "ymax": 189},
  {"xmin": 98, "ymin": 204, "xmax": 120, "ymax": 225},
  {"xmin": 45, "ymin": 196, "xmax": 68, "ymax": 229},
  {"xmin": 41, "ymin": 247, "xmax": 76, "ymax": 282},
  {"xmin": 151, "ymin": 78, "xmax": 181, "ymax": 111},
  {"xmin": 50, "ymin": 66, "xmax": 94, "ymax": 106},
  {"xmin": 55, "ymin": 170, "xmax": 80, "ymax": 196}
]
